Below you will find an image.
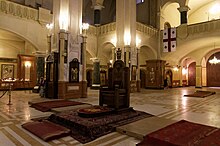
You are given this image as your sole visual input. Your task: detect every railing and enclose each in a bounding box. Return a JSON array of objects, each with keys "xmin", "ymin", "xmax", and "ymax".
[
  {"xmin": 136, "ymin": 22, "xmax": 158, "ymax": 37},
  {"xmin": 187, "ymin": 19, "xmax": 220, "ymax": 34},
  {"xmin": 88, "ymin": 22, "xmax": 159, "ymax": 37},
  {"xmin": 97, "ymin": 22, "xmax": 116, "ymax": 35},
  {"xmin": 0, "ymin": 0, "xmax": 52, "ymax": 24}
]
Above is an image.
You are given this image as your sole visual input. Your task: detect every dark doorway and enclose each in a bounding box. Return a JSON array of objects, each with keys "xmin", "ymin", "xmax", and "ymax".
[{"xmin": 188, "ymin": 62, "xmax": 196, "ymax": 86}]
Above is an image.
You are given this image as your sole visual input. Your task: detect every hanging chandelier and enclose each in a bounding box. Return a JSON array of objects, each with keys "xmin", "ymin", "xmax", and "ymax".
[
  {"xmin": 209, "ymin": 56, "xmax": 220, "ymax": 64},
  {"xmin": 209, "ymin": 43, "xmax": 220, "ymax": 64}
]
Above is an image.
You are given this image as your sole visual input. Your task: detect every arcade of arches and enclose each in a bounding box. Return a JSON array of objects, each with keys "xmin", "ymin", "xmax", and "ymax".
[
  {"xmin": 0, "ymin": 0, "xmax": 220, "ymax": 145},
  {"xmin": 1, "ymin": 0, "xmax": 220, "ymax": 93}
]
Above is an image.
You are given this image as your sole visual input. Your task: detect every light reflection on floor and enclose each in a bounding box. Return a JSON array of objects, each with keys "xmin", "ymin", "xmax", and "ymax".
[{"xmin": 0, "ymin": 87, "xmax": 219, "ymax": 146}]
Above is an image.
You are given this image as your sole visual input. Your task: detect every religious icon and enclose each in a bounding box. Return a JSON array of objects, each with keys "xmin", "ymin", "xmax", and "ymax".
[
  {"xmin": 69, "ymin": 58, "xmax": 79, "ymax": 83},
  {"xmin": 1, "ymin": 64, "xmax": 14, "ymax": 79},
  {"xmin": 71, "ymin": 68, "xmax": 78, "ymax": 81}
]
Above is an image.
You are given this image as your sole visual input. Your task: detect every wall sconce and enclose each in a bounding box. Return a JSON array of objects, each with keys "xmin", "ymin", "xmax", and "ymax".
[
  {"xmin": 46, "ymin": 23, "xmax": 53, "ymax": 30},
  {"xmin": 46, "ymin": 23, "xmax": 54, "ymax": 35},
  {"xmin": 182, "ymin": 67, "xmax": 187, "ymax": 75},
  {"xmin": 81, "ymin": 23, "xmax": 89, "ymax": 36},
  {"xmin": 109, "ymin": 59, "xmax": 113, "ymax": 64},
  {"xmin": 62, "ymin": 52, "xmax": 67, "ymax": 57},
  {"xmin": 24, "ymin": 61, "xmax": 31, "ymax": 68},
  {"xmin": 173, "ymin": 65, "xmax": 179, "ymax": 71},
  {"xmin": 82, "ymin": 23, "xmax": 89, "ymax": 30}
]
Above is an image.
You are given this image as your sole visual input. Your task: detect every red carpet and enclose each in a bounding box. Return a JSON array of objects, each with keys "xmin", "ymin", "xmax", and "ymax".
[
  {"xmin": 137, "ymin": 120, "xmax": 220, "ymax": 146},
  {"xmin": 22, "ymin": 120, "xmax": 70, "ymax": 141},
  {"xmin": 184, "ymin": 90, "xmax": 216, "ymax": 98},
  {"xmin": 30, "ymin": 100, "xmax": 85, "ymax": 112}
]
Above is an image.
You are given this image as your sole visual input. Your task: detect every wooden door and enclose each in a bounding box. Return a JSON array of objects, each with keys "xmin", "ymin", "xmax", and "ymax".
[{"xmin": 188, "ymin": 62, "xmax": 196, "ymax": 86}]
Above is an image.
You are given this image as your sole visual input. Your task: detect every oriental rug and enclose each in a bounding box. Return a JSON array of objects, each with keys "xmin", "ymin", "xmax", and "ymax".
[
  {"xmin": 30, "ymin": 100, "xmax": 85, "ymax": 112},
  {"xmin": 48, "ymin": 108, "xmax": 153, "ymax": 143},
  {"xmin": 184, "ymin": 90, "xmax": 216, "ymax": 98},
  {"xmin": 22, "ymin": 120, "xmax": 71, "ymax": 141},
  {"xmin": 137, "ymin": 120, "xmax": 220, "ymax": 146}
]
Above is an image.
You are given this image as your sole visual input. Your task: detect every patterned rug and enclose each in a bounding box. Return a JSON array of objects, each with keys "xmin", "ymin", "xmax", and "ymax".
[
  {"xmin": 137, "ymin": 120, "xmax": 220, "ymax": 146},
  {"xmin": 30, "ymin": 100, "xmax": 85, "ymax": 112},
  {"xmin": 184, "ymin": 90, "xmax": 216, "ymax": 98},
  {"xmin": 48, "ymin": 108, "xmax": 153, "ymax": 143}
]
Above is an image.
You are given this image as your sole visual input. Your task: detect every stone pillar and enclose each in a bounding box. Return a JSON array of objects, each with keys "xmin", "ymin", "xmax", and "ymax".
[
  {"xmin": 58, "ymin": 30, "xmax": 68, "ymax": 81},
  {"xmin": 81, "ymin": 34, "xmax": 87, "ymax": 97},
  {"xmin": 111, "ymin": 47, "xmax": 116, "ymax": 64},
  {"xmin": 136, "ymin": 48, "xmax": 140, "ymax": 92},
  {"xmin": 116, "ymin": 0, "xmax": 136, "ymax": 49},
  {"xmin": 196, "ymin": 65, "xmax": 202, "ymax": 88},
  {"xmin": 116, "ymin": 0, "xmax": 136, "ymax": 83},
  {"xmin": 202, "ymin": 66, "xmax": 207, "ymax": 87},
  {"xmin": 91, "ymin": 59, "xmax": 100, "ymax": 89},
  {"xmin": 124, "ymin": 45, "xmax": 131, "ymax": 67},
  {"xmin": 178, "ymin": 6, "xmax": 190, "ymax": 24},
  {"xmin": 47, "ymin": 35, "xmax": 52, "ymax": 54},
  {"xmin": 92, "ymin": 0, "xmax": 104, "ymax": 26}
]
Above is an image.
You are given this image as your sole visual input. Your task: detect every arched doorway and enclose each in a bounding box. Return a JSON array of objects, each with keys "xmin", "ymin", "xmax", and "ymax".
[
  {"xmin": 188, "ymin": 62, "xmax": 196, "ymax": 86},
  {"xmin": 207, "ymin": 52, "xmax": 220, "ymax": 87}
]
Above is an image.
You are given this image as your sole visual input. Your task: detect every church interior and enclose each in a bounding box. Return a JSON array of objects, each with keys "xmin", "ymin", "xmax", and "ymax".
[{"xmin": 0, "ymin": 0, "xmax": 220, "ymax": 145}]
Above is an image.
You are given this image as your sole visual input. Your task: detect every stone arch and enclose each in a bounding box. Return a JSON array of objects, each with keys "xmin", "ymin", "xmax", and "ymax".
[
  {"xmin": 160, "ymin": 1, "xmax": 180, "ymax": 29},
  {"xmin": 98, "ymin": 41, "xmax": 115, "ymax": 65},
  {"xmin": 0, "ymin": 15, "xmax": 48, "ymax": 51},
  {"xmin": 139, "ymin": 45, "xmax": 157, "ymax": 66},
  {"xmin": 0, "ymin": 28, "xmax": 38, "ymax": 51}
]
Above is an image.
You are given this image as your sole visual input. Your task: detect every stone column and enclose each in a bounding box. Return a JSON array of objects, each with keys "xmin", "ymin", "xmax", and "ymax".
[
  {"xmin": 202, "ymin": 66, "xmax": 207, "ymax": 86},
  {"xmin": 91, "ymin": 59, "xmax": 100, "ymax": 89},
  {"xmin": 47, "ymin": 35, "xmax": 52, "ymax": 54},
  {"xmin": 136, "ymin": 48, "xmax": 140, "ymax": 92},
  {"xmin": 178, "ymin": 6, "xmax": 190, "ymax": 24},
  {"xmin": 111, "ymin": 47, "xmax": 116, "ymax": 64},
  {"xmin": 124, "ymin": 45, "xmax": 131, "ymax": 67},
  {"xmin": 196, "ymin": 65, "xmax": 202, "ymax": 88},
  {"xmin": 81, "ymin": 34, "xmax": 87, "ymax": 97},
  {"xmin": 58, "ymin": 30, "xmax": 68, "ymax": 81}
]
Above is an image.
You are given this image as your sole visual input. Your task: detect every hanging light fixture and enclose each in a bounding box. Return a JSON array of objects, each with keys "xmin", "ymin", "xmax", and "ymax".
[{"xmin": 209, "ymin": 43, "xmax": 220, "ymax": 64}]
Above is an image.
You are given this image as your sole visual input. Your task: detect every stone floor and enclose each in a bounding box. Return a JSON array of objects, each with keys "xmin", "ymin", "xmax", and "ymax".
[{"xmin": 0, "ymin": 87, "xmax": 219, "ymax": 146}]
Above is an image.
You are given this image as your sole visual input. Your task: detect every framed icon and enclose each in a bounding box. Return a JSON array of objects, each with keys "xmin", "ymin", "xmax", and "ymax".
[{"xmin": 1, "ymin": 64, "xmax": 14, "ymax": 79}]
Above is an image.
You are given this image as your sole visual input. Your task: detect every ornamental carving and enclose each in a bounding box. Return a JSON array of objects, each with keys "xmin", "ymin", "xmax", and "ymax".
[
  {"xmin": 23, "ymin": 7, "xmax": 28, "ymax": 18},
  {"xmin": 9, "ymin": 3, "xmax": 15, "ymax": 15},
  {"xmin": 16, "ymin": 5, "xmax": 22, "ymax": 17},
  {"xmin": 0, "ymin": 1, "xmax": 7, "ymax": 12}
]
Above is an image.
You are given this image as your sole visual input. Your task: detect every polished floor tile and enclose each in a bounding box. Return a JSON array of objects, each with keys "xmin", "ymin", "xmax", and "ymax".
[{"xmin": 0, "ymin": 87, "xmax": 219, "ymax": 145}]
